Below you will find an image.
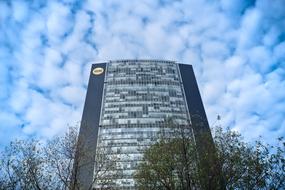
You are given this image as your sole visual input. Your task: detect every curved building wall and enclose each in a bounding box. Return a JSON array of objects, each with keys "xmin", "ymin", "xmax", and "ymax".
[
  {"xmin": 76, "ymin": 60, "xmax": 218, "ymax": 190},
  {"xmin": 96, "ymin": 60, "xmax": 191, "ymax": 188}
]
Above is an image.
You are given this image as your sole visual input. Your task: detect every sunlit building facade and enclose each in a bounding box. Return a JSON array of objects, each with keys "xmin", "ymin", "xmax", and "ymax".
[{"xmin": 77, "ymin": 60, "xmax": 214, "ymax": 189}]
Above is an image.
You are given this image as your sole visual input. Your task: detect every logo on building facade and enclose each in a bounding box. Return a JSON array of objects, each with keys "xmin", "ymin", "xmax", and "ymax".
[{"xmin": 93, "ymin": 67, "xmax": 104, "ymax": 75}]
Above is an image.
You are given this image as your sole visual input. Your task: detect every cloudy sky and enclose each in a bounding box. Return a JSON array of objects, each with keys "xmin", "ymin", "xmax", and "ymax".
[{"xmin": 0, "ymin": 0, "xmax": 285, "ymax": 147}]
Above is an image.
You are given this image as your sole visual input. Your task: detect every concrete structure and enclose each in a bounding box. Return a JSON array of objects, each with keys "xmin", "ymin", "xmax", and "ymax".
[{"xmin": 76, "ymin": 60, "xmax": 216, "ymax": 189}]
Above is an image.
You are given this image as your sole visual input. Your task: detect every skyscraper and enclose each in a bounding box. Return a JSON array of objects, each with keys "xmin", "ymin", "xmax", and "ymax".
[{"xmin": 76, "ymin": 60, "xmax": 217, "ymax": 189}]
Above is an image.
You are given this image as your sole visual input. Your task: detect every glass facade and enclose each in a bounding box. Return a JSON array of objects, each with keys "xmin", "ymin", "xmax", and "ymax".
[{"xmin": 95, "ymin": 60, "xmax": 192, "ymax": 189}]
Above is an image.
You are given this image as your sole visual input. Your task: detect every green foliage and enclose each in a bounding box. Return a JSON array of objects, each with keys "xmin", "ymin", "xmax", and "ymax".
[
  {"xmin": 135, "ymin": 130, "xmax": 200, "ymax": 190},
  {"xmin": 135, "ymin": 126, "xmax": 285, "ymax": 190},
  {"xmin": 214, "ymin": 127, "xmax": 285, "ymax": 189}
]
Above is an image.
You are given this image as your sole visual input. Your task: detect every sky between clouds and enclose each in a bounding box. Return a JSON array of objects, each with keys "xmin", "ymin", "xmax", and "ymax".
[{"xmin": 0, "ymin": 0, "xmax": 285, "ymax": 147}]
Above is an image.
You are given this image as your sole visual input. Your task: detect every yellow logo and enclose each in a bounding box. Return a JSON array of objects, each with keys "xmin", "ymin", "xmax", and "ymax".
[{"xmin": 93, "ymin": 67, "xmax": 104, "ymax": 75}]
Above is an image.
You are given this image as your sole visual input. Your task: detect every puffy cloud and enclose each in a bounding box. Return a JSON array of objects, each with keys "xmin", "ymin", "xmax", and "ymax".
[
  {"xmin": 238, "ymin": 8, "xmax": 263, "ymax": 49},
  {"xmin": 0, "ymin": 0, "xmax": 284, "ymax": 148},
  {"xmin": 12, "ymin": 0, "xmax": 29, "ymax": 22},
  {"xmin": 46, "ymin": 1, "xmax": 74, "ymax": 43}
]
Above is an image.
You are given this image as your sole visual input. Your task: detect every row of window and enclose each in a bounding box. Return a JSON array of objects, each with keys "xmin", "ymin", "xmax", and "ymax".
[{"xmin": 95, "ymin": 61, "xmax": 190, "ymax": 186}]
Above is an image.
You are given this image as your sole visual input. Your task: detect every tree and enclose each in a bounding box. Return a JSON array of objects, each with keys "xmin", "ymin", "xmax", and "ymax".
[
  {"xmin": 0, "ymin": 126, "xmax": 118, "ymax": 190},
  {"xmin": 135, "ymin": 138, "xmax": 200, "ymax": 190},
  {"xmin": 69, "ymin": 127, "xmax": 119, "ymax": 190},
  {"xmin": 44, "ymin": 126, "xmax": 79, "ymax": 190},
  {"xmin": 135, "ymin": 125, "xmax": 285, "ymax": 189},
  {"xmin": 135, "ymin": 120, "xmax": 202, "ymax": 190},
  {"xmin": 0, "ymin": 139, "xmax": 51, "ymax": 190},
  {"xmin": 214, "ymin": 127, "xmax": 285, "ymax": 189}
]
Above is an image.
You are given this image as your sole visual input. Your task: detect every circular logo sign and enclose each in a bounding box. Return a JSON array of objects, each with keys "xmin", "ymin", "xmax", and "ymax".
[{"xmin": 93, "ymin": 67, "xmax": 104, "ymax": 75}]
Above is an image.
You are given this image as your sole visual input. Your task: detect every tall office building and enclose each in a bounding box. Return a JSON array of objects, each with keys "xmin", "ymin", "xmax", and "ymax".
[{"xmin": 76, "ymin": 60, "xmax": 216, "ymax": 189}]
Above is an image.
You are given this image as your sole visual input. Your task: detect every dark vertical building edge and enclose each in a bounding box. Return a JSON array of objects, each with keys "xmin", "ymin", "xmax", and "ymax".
[
  {"xmin": 178, "ymin": 64, "xmax": 212, "ymax": 139},
  {"xmin": 179, "ymin": 64, "xmax": 225, "ymax": 189},
  {"xmin": 76, "ymin": 63, "xmax": 106, "ymax": 189}
]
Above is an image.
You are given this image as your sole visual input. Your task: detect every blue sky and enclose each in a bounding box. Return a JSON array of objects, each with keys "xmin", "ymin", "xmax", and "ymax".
[{"xmin": 0, "ymin": 0, "xmax": 285, "ymax": 147}]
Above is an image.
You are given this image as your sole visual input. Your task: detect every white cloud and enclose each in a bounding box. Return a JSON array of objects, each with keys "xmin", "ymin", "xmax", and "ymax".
[
  {"xmin": 57, "ymin": 85, "xmax": 85, "ymax": 106},
  {"xmin": 201, "ymin": 40, "xmax": 230, "ymax": 59},
  {"xmin": 12, "ymin": 0, "xmax": 29, "ymax": 22},
  {"xmin": 224, "ymin": 56, "xmax": 246, "ymax": 79},
  {"xmin": 46, "ymin": 1, "xmax": 73, "ymax": 43},
  {"xmin": 273, "ymin": 41, "xmax": 285, "ymax": 62},
  {"xmin": 238, "ymin": 8, "xmax": 263, "ymax": 49},
  {"xmin": 9, "ymin": 80, "xmax": 30, "ymax": 113},
  {"xmin": 248, "ymin": 45, "xmax": 272, "ymax": 73},
  {"xmin": 0, "ymin": 0, "xmax": 285, "ymax": 148},
  {"xmin": 62, "ymin": 61, "xmax": 84, "ymax": 86},
  {"xmin": 61, "ymin": 11, "xmax": 92, "ymax": 54}
]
